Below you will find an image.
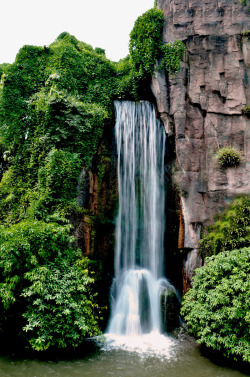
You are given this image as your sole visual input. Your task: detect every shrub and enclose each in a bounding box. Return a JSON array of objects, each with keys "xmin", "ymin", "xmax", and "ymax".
[
  {"xmin": 181, "ymin": 247, "xmax": 250, "ymax": 362},
  {"xmin": 129, "ymin": 7, "xmax": 186, "ymax": 80},
  {"xmin": 0, "ymin": 220, "xmax": 100, "ymax": 350},
  {"xmin": 161, "ymin": 40, "xmax": 186, "ymax": 75},
  {"xmin": 22, "ymin": 258, "xmax": 100, "ymax": 351},
  {"xmin": 199, "ymin": 196, "xmax": 250, "ymax": 258},
  {"xmin": 129, "ymin": 7, "xmax": 165, "ymax": 77},
  {"xmin": 216, "ymin": 146, "xmax": 242, "ymax": 168}
]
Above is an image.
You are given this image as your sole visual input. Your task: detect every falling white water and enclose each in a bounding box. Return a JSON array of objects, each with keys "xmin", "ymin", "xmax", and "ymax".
[{"xmin": 106, "ymin": 101, "xmax": 177, "ymax": 353}]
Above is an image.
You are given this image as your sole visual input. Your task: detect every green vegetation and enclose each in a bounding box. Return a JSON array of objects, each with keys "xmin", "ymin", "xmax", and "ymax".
[
  {"xmin": 0, "ymin": 33, "xmax": 120, "ymax": 351},
  {"xmin": 129, "ymin": 8, "xmax": 165, "ymax": 77},
  {"xmin": 129, "ymin": 7, "xmax": 186, "ymax": 80},
  {"xmin": 239, "ymin": 0, "xmax": 250, "ymax": 11},
  {"xmin": 181, "ymin": 247, "xmax": 250, "ymax": 362},
  {"xmin": 216, "ymin": 146, "xmax": 242, "ymax": 168},
  {"xmin": 182, "ymin": 196, "xmax": 250, "ymax": 362},
  {"xmin": 161, "ymin": 40, "xmax": 186, "ymax": 75},
  {"xmin": 241, "ymin": 29, "xmax": 250, "ymax": 36},
  {"xmin": 0, "ymin": 220, "xmax": 100, "ymax": 351},
  {"xmin": 242, "ymin": 104, "xmax": 250, "ymax": 113},
  {"xmin": 199, "ymin": 196, "xmax": 250, "ymax": 258}
]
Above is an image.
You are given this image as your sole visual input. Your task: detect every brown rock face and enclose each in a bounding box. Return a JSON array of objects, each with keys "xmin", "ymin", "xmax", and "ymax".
[{"xmin": 152, "ymin": 0, "xmax": 250, "ymax": 290}]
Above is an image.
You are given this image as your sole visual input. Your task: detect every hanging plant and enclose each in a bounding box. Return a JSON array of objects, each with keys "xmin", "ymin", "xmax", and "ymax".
[{"xmin": 161, "ymin": 40, "xmax": 186, "ymax": 75}]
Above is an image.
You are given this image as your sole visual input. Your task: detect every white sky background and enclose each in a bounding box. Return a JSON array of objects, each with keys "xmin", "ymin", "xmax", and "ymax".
[{"xmin": 0, "ymin": 0, "xmax": 155, "ymax": 64}]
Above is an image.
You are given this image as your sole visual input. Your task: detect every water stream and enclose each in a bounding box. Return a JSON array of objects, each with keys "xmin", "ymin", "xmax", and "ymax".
[{"xmin": 0, "ymin": 338, "xmax": 248, "ymax": 377}]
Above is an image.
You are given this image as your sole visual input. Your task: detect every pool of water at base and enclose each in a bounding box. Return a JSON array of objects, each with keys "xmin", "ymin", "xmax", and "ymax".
[{"xmin": 0, "ymin": 334, "xmax": 249, "ymax": 377}]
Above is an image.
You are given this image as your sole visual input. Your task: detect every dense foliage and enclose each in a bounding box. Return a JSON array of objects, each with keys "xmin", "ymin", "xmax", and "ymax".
[
  {"xmin": 181, "ymin": 247, "xmax": 250, "ymax": 362},
  {"xmin": 216, "ymin": 147, "xmax": 242, "ymax": 168},
  {"xmin": 0, "ymin": 34, "xmax": 117, "ymax": 224},
  {"xmin": 0, "ymin": 220, "xmax": 100, "ymax": 350},
  {"xmin": 129, "ymin": 8, "xmax": 165, "ymax": 77},
  {"xmin": 199, "ymin": 196, "xmax": 250, "ymax": 258},
  {"xmin": 0, "ymin": 33, "xmax": 120, "ymax": 350},
  {"xmin": 161, "ymin": 40, "xmax": 186, "ymax": 75},
  {"xmin": 129, "ymin": 7, "xmax": 186, "ymax": 80}
]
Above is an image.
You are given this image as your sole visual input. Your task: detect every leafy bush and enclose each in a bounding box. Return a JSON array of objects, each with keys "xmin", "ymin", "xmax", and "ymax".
[
  {"xmin": 181, "ymin": 247, "xmax": 250, "ymax": 362},
  {"xmin": 161, "ymin": 40, "xmax": 186, "ymax": 75},
  {"xmin": 129, "ymin": 7, "xmax": 186, "ymax": 80},
  {"xmin": 22, "ymin": 258, "xmax": 100, "ymax": 351},
  {"xmin": 216, "ymin": 146, "xmax": 242, "ymax": 168},
  {"xmin": 199, "ymin": 196, "xmax": 250, "ymax": 258},
  {"xmin": 129, "ymin": 8, "xmax": 165, "ymax": 77},
  {"xmin": 0, "ymin": 220, "xmax": 100, "ymax": 350},
  {"xmin": 129, "ymin": 6, "xmax": 186, "ymax": 83}
]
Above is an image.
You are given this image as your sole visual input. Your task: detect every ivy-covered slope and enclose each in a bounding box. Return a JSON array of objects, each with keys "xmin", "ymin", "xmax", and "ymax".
[
  {"xmin": 0, "ymin": 33, "xmax": 118, "ymax": 223},
  {"xmin": 0, "ymin": 32, "xmax": 124, "ymax": 351}
]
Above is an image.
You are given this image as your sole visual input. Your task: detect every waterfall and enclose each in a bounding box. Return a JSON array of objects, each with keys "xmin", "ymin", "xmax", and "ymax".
[{"xmin": 107, "ymin": 101, "xmax": 176, "ymax": 338}]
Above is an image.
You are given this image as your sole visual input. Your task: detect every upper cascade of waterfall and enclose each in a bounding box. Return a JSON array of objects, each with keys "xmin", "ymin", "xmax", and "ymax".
[
  {"xmin": 114, "ymin": 100, "xmax": 166, "ymax": 279},
  {"xmin": 107, "ymin": 101, "xmax": 178, "ymax": 339}
]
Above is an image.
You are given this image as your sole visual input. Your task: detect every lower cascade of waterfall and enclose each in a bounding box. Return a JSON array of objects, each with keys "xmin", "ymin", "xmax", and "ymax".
[{"xmin": 105, "ymin": 101, "xmax": 179, "ymax": 355}]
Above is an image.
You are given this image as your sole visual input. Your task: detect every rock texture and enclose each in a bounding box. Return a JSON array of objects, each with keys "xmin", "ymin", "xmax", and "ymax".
[{"xmin": 152, "ymin": 0, "xmax": 250, "ymax": 290}]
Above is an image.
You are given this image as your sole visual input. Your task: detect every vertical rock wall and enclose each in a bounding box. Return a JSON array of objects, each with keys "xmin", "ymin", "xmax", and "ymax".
[{"xmin": 152, "ymin": 0, "xmax": 250, "ymax": 290}]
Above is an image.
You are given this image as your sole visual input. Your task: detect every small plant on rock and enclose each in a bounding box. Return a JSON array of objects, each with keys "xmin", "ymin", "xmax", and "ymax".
[
  {"xmin": 217, "ymin": 146, "xmax": 242, "ymax": 168},
  {"xmin": 242, "ymin": 105, "xmax": 250, "ymax": 114}
]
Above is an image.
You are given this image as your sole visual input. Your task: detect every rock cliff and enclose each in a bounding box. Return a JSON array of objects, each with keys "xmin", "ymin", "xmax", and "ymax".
[{"xmin": 152, "ymin": 0, "xmax": 250, "ymax": 289}]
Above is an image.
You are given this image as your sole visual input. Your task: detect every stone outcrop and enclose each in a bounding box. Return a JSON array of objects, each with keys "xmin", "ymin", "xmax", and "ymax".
[{"xmin": 152, "ymin": 0, "xmax": 250, "ymax": 290}]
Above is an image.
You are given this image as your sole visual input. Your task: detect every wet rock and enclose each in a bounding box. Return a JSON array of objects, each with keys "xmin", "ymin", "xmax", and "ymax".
[{"xmin": 160, "ymin": 288, "xmax": 181, "ymax": 333}]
